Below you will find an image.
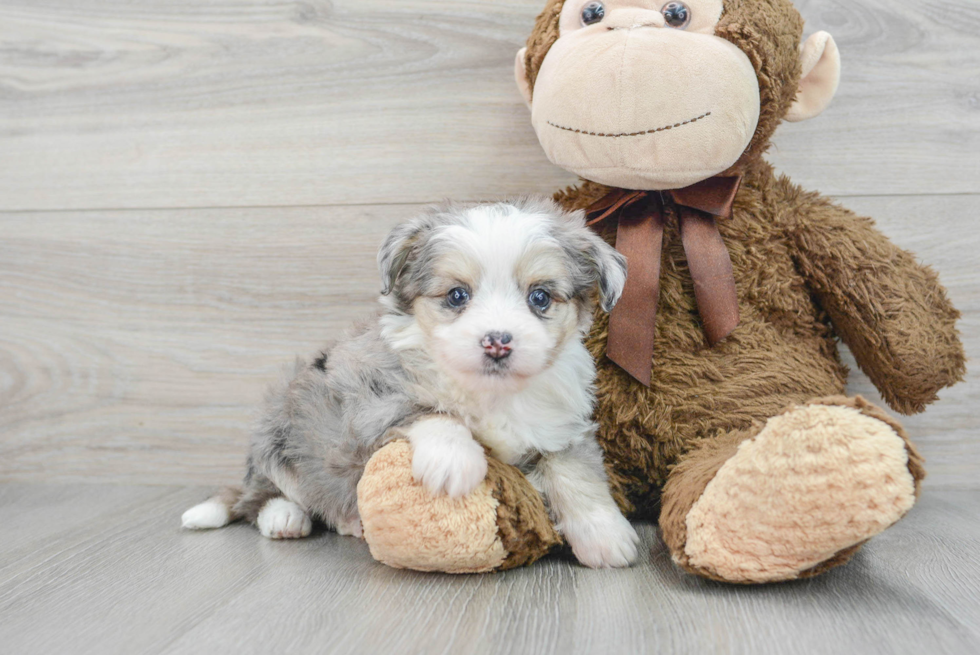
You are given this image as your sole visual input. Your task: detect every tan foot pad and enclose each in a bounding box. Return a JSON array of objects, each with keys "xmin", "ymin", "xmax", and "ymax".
[{"xmin": 684, "ymin": 404, "xmax": 916, "ymax": 583}]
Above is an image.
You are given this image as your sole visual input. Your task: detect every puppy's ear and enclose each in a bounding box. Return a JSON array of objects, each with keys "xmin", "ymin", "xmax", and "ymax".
[
  {"xmin": 377, "ymin": 220, "xmax": 420, "ymax": 295},
  {"xmin": 584, "ymin": 232, "xmax": 628, "ymax": 312},
  {"xmin": 553, "ymin": 208, "xmax": 628, "ymax": 312}
]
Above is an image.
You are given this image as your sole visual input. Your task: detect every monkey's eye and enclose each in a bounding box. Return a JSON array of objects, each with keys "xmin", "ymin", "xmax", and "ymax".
[
  {"xmin": 528, "ymin": 289, "xmax": 552, "ymax": 311},
  {"xmin": 580, "ymin": 1, "xmax": 605, "ymax": 26},
  {"xmin": 447, "ymin": 287, "xmax": 470, "ymax": 308},
  {"xmin": 661, "ymin": 2, "xmax": 691, "ymax": 29}
]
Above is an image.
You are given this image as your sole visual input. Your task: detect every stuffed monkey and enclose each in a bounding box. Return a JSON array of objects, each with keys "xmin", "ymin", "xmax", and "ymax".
[{"xmin": 357, "ymin": 0, "xmax": 965, "ymax": 582}]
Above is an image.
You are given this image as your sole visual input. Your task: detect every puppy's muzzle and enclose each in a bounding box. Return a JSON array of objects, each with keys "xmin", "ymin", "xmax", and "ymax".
[{"xmin": 481, "ymin": 331, "xmax": 513, "ymax": 360}]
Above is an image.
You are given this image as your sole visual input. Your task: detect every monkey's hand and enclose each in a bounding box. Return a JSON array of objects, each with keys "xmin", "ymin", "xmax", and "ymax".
[{"xmin": 789, "ymin": 194, "xmax": 965, "ymax": 414}]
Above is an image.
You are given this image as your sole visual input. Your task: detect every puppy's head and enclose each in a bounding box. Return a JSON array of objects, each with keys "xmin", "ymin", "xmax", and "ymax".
[{"xmin": 378, "ymin": 199, "xmax": 627, "ymax": 393}]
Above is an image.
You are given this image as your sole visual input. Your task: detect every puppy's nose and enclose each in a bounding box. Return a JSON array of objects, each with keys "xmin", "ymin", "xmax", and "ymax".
[{"xmin": 481, "ymin": 331, "xmax": 513, "ymax": 360}]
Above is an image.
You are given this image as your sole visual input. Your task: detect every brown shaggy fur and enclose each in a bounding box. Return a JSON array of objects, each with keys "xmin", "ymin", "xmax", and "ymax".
[
  {"xmin": 487, "ymin": 457, "xmax": 563, "ymax": 570},
  {"xmin": 519, "ymin": 0, "xmax": 964, "ymax": 579},
  {"xmin": 574, "ymin": 157, "xmax": 961, "ymax": 517}
]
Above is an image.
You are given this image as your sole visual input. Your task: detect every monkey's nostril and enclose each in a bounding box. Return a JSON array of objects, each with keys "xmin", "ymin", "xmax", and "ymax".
[{"xmin": 500, "ymin": 333, "xmax": 512, "ymax": 345}]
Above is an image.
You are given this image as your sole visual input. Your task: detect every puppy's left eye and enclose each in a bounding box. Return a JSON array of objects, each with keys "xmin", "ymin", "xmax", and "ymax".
[{"xmin": 528, "ymin": 289, "xmax": 551, "ymax": 311}]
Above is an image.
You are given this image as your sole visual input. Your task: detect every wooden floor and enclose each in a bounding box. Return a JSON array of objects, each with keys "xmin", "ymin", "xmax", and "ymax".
[
  {"xmin": 1, "ymin": 1, "xmax": 979, "ymax": 653},
  {"xmin": 1, "ymin": 484, "xmax": 978, "ymax": 655},
  {"xmin": 0, "ymin": 0, "xmax": 977, "ymax": 489}
]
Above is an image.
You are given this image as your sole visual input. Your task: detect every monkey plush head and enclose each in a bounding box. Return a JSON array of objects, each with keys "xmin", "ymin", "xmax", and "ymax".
[{"xmin": 515, "ymin": 0, "xmax": 841, "ymax": 190}]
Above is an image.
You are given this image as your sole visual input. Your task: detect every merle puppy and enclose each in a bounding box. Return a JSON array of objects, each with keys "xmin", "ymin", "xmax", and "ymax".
[{"xmin": 182, "ymin": 199, "xmax": 640, "ymax": 568}]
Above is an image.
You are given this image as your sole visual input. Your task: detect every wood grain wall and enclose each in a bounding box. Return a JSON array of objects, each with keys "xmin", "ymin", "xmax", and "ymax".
[{"xmin": 1, "ymin": 0, "xmax": 977, "ymax": 487}]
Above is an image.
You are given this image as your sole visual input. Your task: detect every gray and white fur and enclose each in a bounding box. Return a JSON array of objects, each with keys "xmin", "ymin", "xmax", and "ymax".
[{"xmin": 182, "ymin": 198, "xmax": 640, "ymax": 568}]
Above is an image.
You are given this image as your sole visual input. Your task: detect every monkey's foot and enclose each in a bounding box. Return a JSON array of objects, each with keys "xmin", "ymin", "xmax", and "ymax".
[
  {"xmin": 356, "ymin": 440, "xmax": 560, "ymax": 573},
  {"xmin": 666, "ymin": 397, "xmax": 923, "ymax": 583}
]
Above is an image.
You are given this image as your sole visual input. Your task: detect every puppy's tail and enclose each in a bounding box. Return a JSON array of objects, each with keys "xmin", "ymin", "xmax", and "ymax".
[{"xmin": 181, "ymin": 486, "xmax": 244, "ymax": 530}]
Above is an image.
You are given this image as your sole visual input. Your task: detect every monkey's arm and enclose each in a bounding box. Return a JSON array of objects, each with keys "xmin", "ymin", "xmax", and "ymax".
[{"xmin": 786, "ymin": 193, "xmax": 965, "ymax": 415}]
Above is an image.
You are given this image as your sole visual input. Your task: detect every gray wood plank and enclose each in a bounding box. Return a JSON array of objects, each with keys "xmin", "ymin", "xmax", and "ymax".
[
  {"xmin": 0, "ymin": 484, "xmax": 977, "ymax": 655},
  {"xmin": 1, "ymin": 0, "xmax": 978, "ymax": 212},
  {"xmin": 770, "ymin": 0, "xmax": 980, "ymax": 197},
  {"xmin": 0, "ymin": 204, "xmax": 418, "ymax": 486},
  {"xmin": 0, "ymin": 484, "xmax": 177, "ymax": 571},
  {"xmin": 1, "ymin": 195, "xmax": 977, "ymax": 487}
]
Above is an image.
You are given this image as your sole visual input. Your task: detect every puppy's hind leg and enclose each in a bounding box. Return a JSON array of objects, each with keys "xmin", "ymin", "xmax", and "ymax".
[
  {"xmin": 256, "ymin": 498, "xmax": 313, "ymax": 540},
  {"xmin": 181, "ymin": 487, "xmax": 244, "ymax": 530},
  {"xmin": 335, "ymin": 514, "xmax": 363, "ymax": 539},
  {"xmin": 234, "ymin": 467, "xmax": 312, "ymax": 540}
]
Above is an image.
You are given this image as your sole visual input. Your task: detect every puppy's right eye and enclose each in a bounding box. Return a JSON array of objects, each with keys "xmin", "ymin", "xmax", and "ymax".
[{"xmin": 446, "ymin": 287, "xmax": 470, "ymax": 308}]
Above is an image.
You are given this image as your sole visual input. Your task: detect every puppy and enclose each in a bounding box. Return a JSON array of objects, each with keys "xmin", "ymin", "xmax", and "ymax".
[{"xmin": 182, "ymin": 199, "xmax": 639, "ymax": 568}]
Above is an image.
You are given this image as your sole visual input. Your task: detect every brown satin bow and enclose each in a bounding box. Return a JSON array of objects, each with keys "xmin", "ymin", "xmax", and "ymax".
[{"xmin": 586, "ymin": 176, "xmax": 742, "ymax": 386}]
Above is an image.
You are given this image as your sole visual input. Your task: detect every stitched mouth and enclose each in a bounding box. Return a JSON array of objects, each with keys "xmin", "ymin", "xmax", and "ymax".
[{"xmin": 547, "ymin": 111, "xmax": 711, "ymax": 138}]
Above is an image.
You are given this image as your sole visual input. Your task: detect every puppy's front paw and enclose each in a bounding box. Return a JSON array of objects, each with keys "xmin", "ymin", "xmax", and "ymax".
[
  {"xmin": 562, "ymin": 511, "xmax": 640, "ymax": 569},
  {"xmin": 408, "ymin": 418, "xmax": 487, "ymax": 498},
  {"xmin": 257, "ymin": 498, "xmax": 312, "ymax": 539}
]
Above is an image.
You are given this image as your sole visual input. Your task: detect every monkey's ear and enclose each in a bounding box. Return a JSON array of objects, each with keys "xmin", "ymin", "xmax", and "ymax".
[
  {"xmin": 514, "ymin": 48, "xmax": 532, "ymax": 108},
  {"xmin": 785, "ymin": 32, "xmax": 841, "ymax": 123}
]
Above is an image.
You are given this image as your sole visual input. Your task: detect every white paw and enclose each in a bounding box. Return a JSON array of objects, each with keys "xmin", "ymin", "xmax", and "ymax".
[
  {"xmin": 408, "ymin": 417, "xmax": 487, "ymax": 498},
  {"xmin": 336, "ymin": 515, "xmax": 363, "ymax": 539},
  {"xmin": 257, "ymin": 498, "xmax": 312, "ymax": 539},
  {"xmin": 562, "ymin": 510, "xmax": 640, "ymax": 569},
  {"xmin": 181, "ymin": 499, "xmax": 231, "ymax": 530}
]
